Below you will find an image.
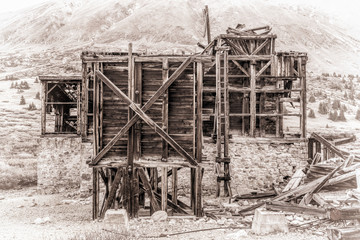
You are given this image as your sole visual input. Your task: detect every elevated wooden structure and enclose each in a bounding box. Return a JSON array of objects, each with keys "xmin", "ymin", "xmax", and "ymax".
[{"xmin": 38, "ymin": 24, "xmax": 307, "ymax": 220}]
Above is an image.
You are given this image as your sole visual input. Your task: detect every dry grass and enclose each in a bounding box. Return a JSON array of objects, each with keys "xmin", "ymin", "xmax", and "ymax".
[{"xmin": 0, "ymin": 79, "xmax": 40, "ymax": 189}]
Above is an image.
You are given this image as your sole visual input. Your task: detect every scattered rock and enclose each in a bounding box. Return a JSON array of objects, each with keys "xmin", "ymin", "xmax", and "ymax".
[
  {"xmin": 242, "ymin": 200, "xmax": 249, "ymax": 206},
  {"xmin": 0, "ymin": 196, "xmax": 5, "ymax": 200},
  {"xmin": 104, "ymin": 209, "xmax": 129, "ymax": 230},
  {"xmin": 169, "ymin": 219, "xmax": 176, "ymax": 225},
  {"xmin": 226, "ymin": 229, "xmax": 248, "ymax": 239},
  {"xmin": 217, "ymin": 217, "xmax": 226, "ymax": 225},
  {"xmin": 17, "ymin": 205, "xmax": 24, "ymax": 208},
  {"xmin": 314, "ymin": 231, "xmax": 324, "ymax": 236},
  {"xmin": 151, "ymin": 210, "xmax": 168, "ymax": 222},
  {"xmin": 30, "ymin": 202, "xmax": 37, "ymax": 207},
  {"xmin": 61, "ymin": 199, "xmax": 78, "ymax": 205},
  {"xmin": 34, "ymin": 217, "xmax": 51, "ymax": 224}
]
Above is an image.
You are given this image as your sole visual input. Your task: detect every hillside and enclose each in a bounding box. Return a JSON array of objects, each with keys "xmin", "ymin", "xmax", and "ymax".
[{"xmin": 0, "ymin": 0, "xmax": 359, "ymax": 74}]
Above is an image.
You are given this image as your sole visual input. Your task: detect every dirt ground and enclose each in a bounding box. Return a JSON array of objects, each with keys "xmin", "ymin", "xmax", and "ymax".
[{"xmin": 0, "ymin": 186, "xmax": 331, "ymax": 240}]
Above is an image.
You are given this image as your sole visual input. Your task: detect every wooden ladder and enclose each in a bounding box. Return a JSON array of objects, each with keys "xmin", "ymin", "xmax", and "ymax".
[{"xmin": 213, "ymin": 44, "xmax": 232, "ymax": 198}]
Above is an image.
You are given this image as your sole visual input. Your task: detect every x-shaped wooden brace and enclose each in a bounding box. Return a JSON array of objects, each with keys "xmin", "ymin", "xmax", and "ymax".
[{"xmin": 90, "ymin": 56, "xmax": 198, "ymax": 167}]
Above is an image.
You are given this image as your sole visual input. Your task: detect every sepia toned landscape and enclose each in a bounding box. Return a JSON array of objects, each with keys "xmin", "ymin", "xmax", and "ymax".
[{"xmin": 1, "ymin": 0, "xmax": 360, "ymax": 239}]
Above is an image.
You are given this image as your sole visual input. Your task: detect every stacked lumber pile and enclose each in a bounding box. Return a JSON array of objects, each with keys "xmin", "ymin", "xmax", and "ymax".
[{"xmin": 235, "ymin": 132, "xmax": 360, "ymax": 240}]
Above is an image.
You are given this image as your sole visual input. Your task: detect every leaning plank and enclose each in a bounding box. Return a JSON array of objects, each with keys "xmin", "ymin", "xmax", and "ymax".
[
  {"xmin": 282, "ymin": 169, "xmax": 305, "ymax": 193},
  {"xmin": 251, "ymin": 39, "xmax": 270, "ymax": 55},
  {"xmin": 327, "ymin": 227, "xmax": 360, "ymax": 240},
  {"xmin": 91, "ymin": 56, "xmax": 194, "ymax": 165},
  {"xmin": 255, "ymin": 60, "xmax": 271, "ymax": 78},
  {"xmin": 138, "ymin": 168, "xmax": 160, "ymax": 212},
  {"xmin": 231, "ymin": 60, "xmax": 249, "ymax": 77},
  {"xmin": 265, "ymin": 201, "xmax": 327, "ymax": 218},
  {"xmin": 153, "ymin": 191, "xmax": 189, "ymax": 215},
  {"xmin": 328, "ymin": 207, "xmax": 360, "ymax": 221},
  {"xmin": 311, "ymin": 133, "xmax": 346, "ymax": 159},
  {"xmin": 312, "ymin": 193, "xmax": 328, "ymax": 207},
  {"xmin": 100, "ymin": 168, "xmax": 122, "ymax": 219},
  {"xmin": 301, "ymin": 163, "xmax": 343, "ymax": 205}
]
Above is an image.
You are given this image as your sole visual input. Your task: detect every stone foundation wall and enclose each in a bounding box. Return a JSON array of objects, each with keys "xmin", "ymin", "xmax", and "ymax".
[
  {"xmin": 203, "ymin": 137, "xmax": 308, "ymax": 194},
  {"xmin": 37, "ymin": 137, "xmax": 92, "ymax": 194}
]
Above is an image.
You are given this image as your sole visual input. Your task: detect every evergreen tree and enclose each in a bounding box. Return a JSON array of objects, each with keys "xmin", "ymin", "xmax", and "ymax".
[
  {"xmin": 338, "ymin": 109, "xmax": 346, "ymax": 121},
  {"xmin": 308, "ymin": 109, "xmax": 316, "ymax": 118},
  {"xmin": 10, "ymin": 82, "xmax": 14, "ymax": 89},
  {"xmin": 309, "ymin": 95, "xmax": 316, "ymax": 103},
  {"xmin": 356, "ymin": 109, "xmax": 360, "ymax": 121},
  {"xmin": 35, "ymin": 92, "xmax": 40, "ymax": 99},
  {"xmin": 20, "ymin": 95, "xmax": 26, "ymax": 105}
]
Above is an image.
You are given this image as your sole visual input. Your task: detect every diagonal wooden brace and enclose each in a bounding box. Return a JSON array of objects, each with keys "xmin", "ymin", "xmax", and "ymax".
[
  {"xmin": 256, "ymin": 60, "xmax": 271, "ymax": 78},
  {"xmin": 91, "ymin": 56, "xmax": 194, "ymax": 165},
  {"xmin": 95, "ymin": 71, "xmax": 198, "ymax": 167},
  {"xmin": 251, "ymin": 39, "xmax": 269, "ymax": 56}
]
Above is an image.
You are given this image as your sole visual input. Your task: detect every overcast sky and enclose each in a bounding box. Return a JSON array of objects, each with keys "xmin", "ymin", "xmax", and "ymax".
[{"xmin": 1, "ymin": 0, "xmax": 359, "ymax": 34}]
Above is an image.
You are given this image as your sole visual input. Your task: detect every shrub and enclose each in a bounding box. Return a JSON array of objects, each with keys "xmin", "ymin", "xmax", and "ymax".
[
  {"xmin": 330, "ymin": 82, "xmax": 342, "ymax": 91},
  {"xmin": 356, "ymin": 109, "xmax": 360, "ymax": 121},
  {"xmin": 332, "ymin": 99, "xmax": 341, "ymax": 110},
  {"xmin": 34, "ymin": 77, "xmax": 39, "ymax": 83},
  {"xmin": 338, "ymin": 109, "xmax": 346, "ymax": 121},
  {"xmin": 308, "ymin": 95, "xmax": 316, "ymax": 103},
  {"xmin": 35, "ymin": 92, "xmax": 40, "ymax": 99},
  {"xmin": 20, "ymin": 81, "xmax": 30, "ymax": 90},
  {"xmin": 308, "ymin": 109, "xmax": 315, "ymax": 118},
  {"xmin": 20, "ymin": 95, "xmax": 26, "ymax": 105},
  {"xmin": 329, "ymin": 111, "xmax": 338, "ymax": 121},
  {"xmin": 10, "ymin": 82, "xmax": 14, "ymax": 89},
  {"xmin": 318, "ymin": 101, "xmax": 329, "ymax": 114},
  {"xmin": 27, "ymin": 102, "xmax": 37, "ymax": 111}
]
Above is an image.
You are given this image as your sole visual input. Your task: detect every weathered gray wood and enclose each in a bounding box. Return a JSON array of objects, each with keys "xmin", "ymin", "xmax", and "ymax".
[
  {"xmin": 96, "ymin": 71, "xmax": 198, "ymax": 166},
  {"xmin": 265, "ymin": 201, "xmax": 326, "ymax": 217},
  {"xmin": 100, "ymin": 168, "xmax": 122, "ymax": 219},
  {"xmin": 249, "ymin": 61, "xmax": 256, "ymax": 136},
  {"xmin": 138, "ymin": 168, "xmax": 160, "ymax": 212},
  {"xmin": 161, "ymin": 167, "xmax": 168, "ymax": 211},
  {"xmin": 41, "ymin": 81, "xmax": 46, "ymax": 134},
  {"xmin": 91, "ymin": 56, "xmax": 194, "ymax": 165}
]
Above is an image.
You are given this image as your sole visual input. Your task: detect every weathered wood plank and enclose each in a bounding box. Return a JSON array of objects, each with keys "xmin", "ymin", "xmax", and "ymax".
[{"xmin": 91, "ymin": 56, "xmax": 194, "ymax": 165}]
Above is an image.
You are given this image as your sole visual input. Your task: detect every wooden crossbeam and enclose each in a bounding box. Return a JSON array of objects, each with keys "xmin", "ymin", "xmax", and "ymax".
[
  {"xmin": 311, "ymin": 133, "xmax": 346, "ymax": 159},
  {"xmin": 100, "ymin": 168, "xmax": 122, "ymax": 219},
  {"xmin": 224, "ymin": 39, "xmax": 247, "ymax": 55},
  {"xmin": 255, "ymin": 60, "xmax": 271, "ymax": 78},
  {"xmin": 47, "ymin": 83, "xmax": 59, "ymax": 95},
  {"xmin": 231, "ymin": 60, "xmax": 249, "ymax": 77},
  {"xmin": 251, "ymin": 39, "xmax": 270, "ymax": 55},
  {"xmin": 91, "ymin": 56, "xmax": 194, "ymax": 165},
  {"xmin": 96, "ymin": 71, "xmax": 198, "ymax": 166},
  {"xmin": 138, "ymin": 168, "xmax": 160, "ymax": 212}
]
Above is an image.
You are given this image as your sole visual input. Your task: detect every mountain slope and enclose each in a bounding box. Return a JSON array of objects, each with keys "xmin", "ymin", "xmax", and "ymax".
[{"xmin": 0, "ymin": 0, "xmax": 359, "ymax": 74}]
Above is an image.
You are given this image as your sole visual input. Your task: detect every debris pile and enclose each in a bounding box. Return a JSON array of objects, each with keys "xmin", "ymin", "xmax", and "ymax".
[{"xmin": 204, "ymin": 132, "xmax": 360, "ymax": 239}]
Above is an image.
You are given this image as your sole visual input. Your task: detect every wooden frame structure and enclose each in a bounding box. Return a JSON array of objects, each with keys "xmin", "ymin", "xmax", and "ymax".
[
  {"xmin": 78, "ymin": 25, "xmax": 307, "ymax": 219},
  {"xmin": 39, "ymin": 75, "xmax": 81, "ymax": 136}
]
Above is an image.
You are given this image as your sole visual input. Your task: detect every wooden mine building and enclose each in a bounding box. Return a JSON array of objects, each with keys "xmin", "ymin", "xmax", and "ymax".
[{"xmin": 39, "ymin": 26, "xmax": 308, "ymax": 219}]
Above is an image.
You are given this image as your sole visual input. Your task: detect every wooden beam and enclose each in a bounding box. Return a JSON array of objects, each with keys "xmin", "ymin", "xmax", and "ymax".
[
  {"xmin": 41, "ymin": 81, "xmax": 46, "ymax": 135},
  {"xmin": 311, "ymin": 133, "xmax": 346, "ymax": 159},
  {"xmin": 249, "ymin": 61, "xmax": 256, "ymax": 136},
  {"xmin": 224, "ymin": 39, "xmax": 247, "ymax": 55},
  {"xmin": 100, "ymin": 168, "xmax": 122, "ymax": 219},
  {"xmin": 138, "ymin": 168, "xmax": 160, "ymax": 212},
  {"xmin": 255, "ymin": 60, "xmax": 271, "ymax": 78},
  {"xmin": 92, "ymin": 168, "xmax": 99, "ymax": 220},
  {"xmin": 251, "ymin": 39, "xmax": 270, "ymax": 55},
  {"xmin": 91, "ymin": 56, "xmax": 194, "ymax": 165},
  {"xmin": 215, "ymin": 43, "xmax": 222, "ymax": 156},
  {"xmin": 162, "ymin": 58, "xmax": 169, "ymax": 162},
  {"xmin": 231, "ymin": 60, "xmax": 249, "ymax": 77},
  {"xmin": 95, "ymin": 71, "xmax": 198, "ymax": 166},
  {"xmin": 300, "ymin": 57, "xmax": 307, "ymax": 138},
  {"xmin": 196, "ymin": 62, "xmax": 203, "ymax": 163},
  {"xmin": 172, "ymin": 167, "xmax": 178, "ymax": 205},
  {"xmin": 204, "ymin": 5, "xmax": 211, "ymax": 44},
  {"xmin": 265, "ymin": 201, "xmax": 326, "ymax": 218},
  {"xmin": 161, "ymin": 167, "xmax": 168, "ymax": 211}
]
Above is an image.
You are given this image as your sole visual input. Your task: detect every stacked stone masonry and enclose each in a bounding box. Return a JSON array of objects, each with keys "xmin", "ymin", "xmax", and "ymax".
[
  {"xmin": 37, "ymin": 137, "xmax": 92, "ymax": 194},
  {"xmin": 203, "ymin": 137, "xmax": 308, "ymax": 194}
]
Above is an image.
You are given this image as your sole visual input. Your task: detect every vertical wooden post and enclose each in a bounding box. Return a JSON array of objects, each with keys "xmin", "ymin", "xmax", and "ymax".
[
  {"xmin": 126, "ymin": 43, "xmax": 136, "ymax": 217},
  {"xmin": 195, "ymin": 166, "xmax": 203, "ymax": 217},
  {"xmin": 161, "ymin": 167, "xmax": 168, "ymax": 211},
  {"xmin": 299, "ymin": 57, "xmax": 307, "ymax": 138},
  {"xmin": 196, "ymin": 62, "xmax": 203, "ymax": 163},
  {"xmin": 76, "ymin": 82, "xmax": 81, "ymax": 135},
  {"xmin": 249, "ymin": 60, "xmax": 256, "ymax": 137},
  {"xmin": 205, "ymin": 5, "xmax": 211, "ymax": 44},
  {"xmin": 172, "ymin": 167, "xmax": 178, "ymax": 205},
  {"xmin": 41, "ymin": 81, "xmax": 46, "ymax": 135},
  {"xmin": 92, "ymin": 168, "xmax": 99, "ymax": 220},
  {"xmin": 162, "ymin": 58, "xmax": 169, "ymax": 162},
  {"xmin": 215, "ymin": 44, "xmax": 222, "ymax": 156},
  {"xmin": 134, "ymin": 63, "xmax": 142, "ymax": 160},
  {"xmin": 223, "ymin": 50, "xmax": 230, "ymax": 196},
  {"xmin": 308, "ymin": 138, "xmax": 314, "ymax": 160},
  {"xmin": 99, "ymin": 63, "xmax": 103, "ymax": 148},
  {"xmin": 81, "ymin": 62, "xmax": 88, "ymax": 138}
]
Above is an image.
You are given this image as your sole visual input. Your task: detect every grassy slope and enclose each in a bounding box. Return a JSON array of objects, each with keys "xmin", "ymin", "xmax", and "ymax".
[{"xmin": 0, "ymin": 79, "xmax": 40, "ymax": 189}]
